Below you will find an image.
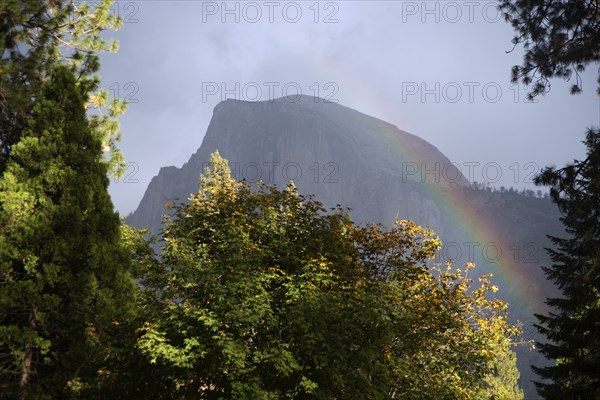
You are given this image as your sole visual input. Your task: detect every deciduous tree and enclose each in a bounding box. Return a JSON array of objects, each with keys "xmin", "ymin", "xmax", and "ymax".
[{"xmin": 137, "ymin": 152, "xmax": 524, "ymax": 399}]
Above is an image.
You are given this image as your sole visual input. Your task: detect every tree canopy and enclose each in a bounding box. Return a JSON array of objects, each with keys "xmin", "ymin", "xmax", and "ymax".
[{"xmin": 135, "ymin": 151, "xmax": 524, "ymax": 400}]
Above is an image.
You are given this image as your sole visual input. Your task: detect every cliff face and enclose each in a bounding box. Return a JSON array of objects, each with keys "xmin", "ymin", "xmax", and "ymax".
[
  {"xmin": 127, "ymin": 97, "xmax": 563, "ymax": 399},
  {"xmin": 128, "ymin": 96, "xmax": 469, "ymax": 235}
]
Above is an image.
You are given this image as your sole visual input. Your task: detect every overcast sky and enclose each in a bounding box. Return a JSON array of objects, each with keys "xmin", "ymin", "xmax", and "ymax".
[{"xmin": 101, "ymin": 0, "xmax": 600, "ymax": 215}]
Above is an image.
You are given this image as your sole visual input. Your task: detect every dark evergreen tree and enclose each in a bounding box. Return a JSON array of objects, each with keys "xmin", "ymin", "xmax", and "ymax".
[
  {"xmin": 0, "ymin": 67, "xmax": 135, "ymax": 399},
  {"xmin": 500, "ymin": 2, "xmax": 600, "ymax": 397},
  {"xmin": 532, "ymin": 129, "xmax": 600, "ymax": 399},
  {"xmin": 499, "ymin": 0, "xmax": 600, "ymax": 98}
]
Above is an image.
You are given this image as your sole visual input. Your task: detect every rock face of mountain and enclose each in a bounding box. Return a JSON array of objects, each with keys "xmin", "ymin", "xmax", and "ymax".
[
  {"xmin": 127, "ymin": 96, "xmax": 563, "ymax": 399},
  {"xmin": 128, "ymin": 96, "xmax": 469, "ymax": 234}
]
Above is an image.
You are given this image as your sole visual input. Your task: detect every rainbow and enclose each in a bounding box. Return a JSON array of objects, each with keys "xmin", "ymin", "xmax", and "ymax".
[
  {"xmin": 355, "ymin": 110, "xmax": 547, "ymax": 318},
  {"xmin": 225, "ymin": 29, "xmax": 547, "ymax": 316}
]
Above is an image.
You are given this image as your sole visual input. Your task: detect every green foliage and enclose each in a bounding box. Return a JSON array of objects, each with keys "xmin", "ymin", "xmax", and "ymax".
[
  {"xmin": 137, "ymin": 151, "xmax": 524, "ymax": 399},
  {"xmin": 76, "ymin": 223, "xmax": 183, "ymax": 400},
  {"xmin": 480, "ymin": 347, "xmax": 523, "ymax": 400},
  {"xmin": 0, "ymin": 67, "xmax": 135, "ymax": 399},
  {"xmin": 499, "ymin": 0, "xmax": 600, "ymax": 98},
  {"xmin": 532, "ymin": 128, "xmax": 600, "ymax": 399},
  {"xmin": 0, "ymin": 0, "xmax": 127, "ymax": 177}
]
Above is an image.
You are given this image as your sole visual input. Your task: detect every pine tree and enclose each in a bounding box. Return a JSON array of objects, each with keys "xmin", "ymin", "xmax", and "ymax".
[
  {"xmin": 499, "ymin": 2, "xmax": 600, "ymax": 396},
  {"xmin": 499, "ymin": 0, "xmax": 600, "ymax": 98},
  {"xmin": 532, "ymin": 129, "xmax": 600, "ymax": 398},
  {"xmin": 1, "ymin": 0, "xmax": 128, "ymax": 177},
  {"xmin": 0, "ymin": 66, "xmax": 135, "ymax": 399}
]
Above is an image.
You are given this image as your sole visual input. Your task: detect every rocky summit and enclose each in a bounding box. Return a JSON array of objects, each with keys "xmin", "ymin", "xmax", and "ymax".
[{"xmin": 127, "ymin": 96, "xmax": 470, "ymax": 234}]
